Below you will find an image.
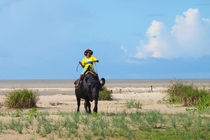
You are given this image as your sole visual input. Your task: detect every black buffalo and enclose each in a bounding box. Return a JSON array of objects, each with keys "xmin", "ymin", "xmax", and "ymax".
[{"xmin": 74, "ymin": 70, "xmax": 105, "ymax": 113}]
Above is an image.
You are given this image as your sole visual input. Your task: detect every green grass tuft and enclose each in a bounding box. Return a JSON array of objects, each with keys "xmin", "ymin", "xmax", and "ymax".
[
  {"xmin": 0, "ymin": 110, "xmax": 209, "ymax": 139},
  {"xmin": 167, "ymin": 82, "xmax": 210, "ymax": 112},
  {"xmin": 99, "ymin": 86, "xmax": 112, "ymax": 100},
  {"xmin": 126, "ymin": 100, "xmax": 142, "ymax": 109},
  {"xmin": 4, "ymin": 89, "xmax": 38, "ymax": 108}
]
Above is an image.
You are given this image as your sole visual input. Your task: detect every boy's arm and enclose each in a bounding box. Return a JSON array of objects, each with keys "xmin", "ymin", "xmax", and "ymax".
[
  {"xmin": 93, "ymin": 60, "xmax": 99, "ymax": 62},
  {"xmin": 92, "ymin": 56, "xmax": 99, "ymax": 63},
  {"xmin": 79, "ymin": 61, "xmax": 85, "ymax": 68}
]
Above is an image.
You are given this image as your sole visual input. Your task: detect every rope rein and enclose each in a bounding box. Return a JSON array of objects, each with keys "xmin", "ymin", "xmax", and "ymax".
[
  {"xmin": 76, "ymin": 61, "xmax": 98, "ymax": 73},
  {"xmin": 76, "ymin": 63, "xmax": 80, "ymax": 72},
  {"xmin": 94, "ymin": 62, "xmax": 98, "ymax": 74}
]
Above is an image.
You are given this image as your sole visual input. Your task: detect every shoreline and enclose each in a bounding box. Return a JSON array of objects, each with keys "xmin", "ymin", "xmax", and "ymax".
[
  {"xmin": 0, "ymin": 79, "xmax": 210, "ymax": 93},
  {"xmin": 1, "ymin": 79, "xmax": 210, "ymax": 87}
]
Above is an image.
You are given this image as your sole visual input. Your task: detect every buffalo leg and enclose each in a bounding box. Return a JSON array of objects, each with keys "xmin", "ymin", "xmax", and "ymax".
[
  {"xmin": 84, "ymin": 100, "xmax": 88, "ymax": 113},
  {"xmin": 88, "ymin": 100, "xmax": 91, "ymax": 113},
  {"xmin": 93, "ymin": 99, "xmax": 98, "ymax": 113},
  {"xmin": 85, "ymin": 99, "xmax": 91, "ymax": 113},
  {"xmin": 76, "ymin": 97, "xmax": 81, "ymax": 112}
]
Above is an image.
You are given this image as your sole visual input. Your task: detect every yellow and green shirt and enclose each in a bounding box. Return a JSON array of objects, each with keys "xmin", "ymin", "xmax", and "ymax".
[{"xmin": 82, "ymin": 56, "xmax": 98, "ymax": 70}]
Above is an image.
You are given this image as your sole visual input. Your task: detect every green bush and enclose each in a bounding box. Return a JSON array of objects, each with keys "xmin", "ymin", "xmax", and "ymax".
[
  {"xmin": 167, "ymin": 82, "xmax": 210, "ymax": 109},
  {"xmin": 195, "ymin": 94, "xmax": 210, "ymax": 112},
  {"xmin": 126, "ymin": 100, "xmax": 142, "ymax": 109},
  {"xmin": 4, "ymin": 89, "xmax": 38, "ymax": 108},
  {"xmin": 99, "ymin": 86, "xmax": 112, "ymax": 100}
]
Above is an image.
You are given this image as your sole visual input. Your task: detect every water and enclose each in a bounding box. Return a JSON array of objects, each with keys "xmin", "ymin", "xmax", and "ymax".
[
  {"xmin": 0, "ymin": 79, "xmax": 210, "ymax": 95},
  {"xmin": 0, "ymin": 80, "xmax": 75, "ymax": 88},
  {"xmin": 0, "ymin": 79, "xmax": 210, "ymax": 88}
]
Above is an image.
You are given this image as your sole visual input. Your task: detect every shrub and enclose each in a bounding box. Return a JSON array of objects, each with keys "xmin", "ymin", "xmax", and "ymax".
[
  {"xmin": 167, "ymin": 82, "xmax": 210, "ymax": 108},
  {"xmin": 126, "ymin": 100, "xmax": 142, "ymax": 109},
  {"xmin": 195, "ymin": 94, "xmax": 210, "ymax": 112},
  {"xmin": 99, "ymin": 86, "xmax": 112, "ymax": 100},
  {"xmin": 4, "ymin": 89, "xmax": 38, "ymax": 108}
]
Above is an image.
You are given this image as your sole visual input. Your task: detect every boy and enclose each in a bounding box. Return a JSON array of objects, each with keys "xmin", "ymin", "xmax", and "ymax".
[{"xmin": 75, "ymin": 49, "xmax": 99, "ymax": 88}]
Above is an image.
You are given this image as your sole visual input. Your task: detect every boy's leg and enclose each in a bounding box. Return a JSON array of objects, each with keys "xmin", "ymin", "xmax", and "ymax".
[
  {"xmin": 78, "ymin": 74, "xmax": 84, "ymax": 84},
  {"xmin": 75, "ymin": 74, "xmax": 84, "ymax": 88},
  {"xmin": 75, "ymin": 69, "xmax": 87, "ymax": 88}
]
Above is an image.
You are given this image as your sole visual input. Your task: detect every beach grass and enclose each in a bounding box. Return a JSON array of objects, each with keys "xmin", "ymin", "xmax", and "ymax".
[
  {"xmin": 126, "ymin": 99, "xmax": 142, "ymax": 109},
  {"xmin": 4, "ymin": 89, "xmax": 38, "ymax": 108},
  {"xmin": 0, "ymin": 109, "xmax": 209, "ymax": 139},
  {"xmin": 167, "ymin": 82, "xmax": 210, "ymax": 112},
  {"xmin": 98, "ymin": 86, "xmax": 112, "ymax": 100}
]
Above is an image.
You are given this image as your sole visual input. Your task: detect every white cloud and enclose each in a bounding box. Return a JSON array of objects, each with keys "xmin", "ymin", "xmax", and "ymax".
[
  {"xmin": 120, "ymin": 45, "xmax": 128, "ymax": 54},
  {"xmin": 136, "ymin": 8, "xmax": 210, "ymax": 59},
  {"xmin": 136, "ymin": 21, "xmax": 174, "ymax": 58}
]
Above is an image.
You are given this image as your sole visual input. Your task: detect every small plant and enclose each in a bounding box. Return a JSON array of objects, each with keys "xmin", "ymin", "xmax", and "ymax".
[
  {"xmin": 126, "ymin": 100, "xmax": 142, "ymax": 109},
  {"xmin": 143, "ymin": 111, "xmax": 164, "ymax": 128},
  {"xmin": 0, "ymin": 121, "xmax": 3, "ymax": 133},
  {"xmin": 83, "ymin": 133, "xmax": 92, "ymax": 140},
  {"xmin": 81, "ymin": 116, "xmax": 90, "ymax": 125},
  {"xmin": 183, "ymin": 116, "xmax": 193, "ymax": 130},
  {"xmin": 36, "ymin": 115, "xmax": 53, "ymax": 137},
  {"xmin": 9, "ymin": 119, "xmax": 16, "ymax": 130},
  {"xmin": 71, "ymin": 112, "xmax": 80, "ymax": 123},
  {"xmin": 16, "ymin": 120, "xmax": 23, "ymax": 134},
  {"xmin": 57, "ymin": 129, "xmax": 63, "ymax": 138},
  {"xmin": 27, "ymin": 108, "xmax": 37, "ymax": 115},
  {"xmin": 14, "ymin": 109, "xmax": 23, "ymax": 117},
  {"xmin": 43, "ymin": 122, "xmax": 52, "ymax": 135},
  {"xmin": 99, "ymin": 86, "xmax": 112, "ymax": 100},
  {"xmin": 167, "ymin": 82, "xmax": 210, "ymax": 111},
  {"xmin": 195, "ymin": 94, "xmax": 210, "ymax": 112},
  {"xmin": 0, "ymin": 110, "xmax": 209, "ymax": 139},
  {"xmin": 9, "ymin": 119, "xmax": 23, "ymax": 133},
  {"xmin": 4, "ymin": 89, "xmax": 38, "ymax": 108},
  {"xmin": 91, "ymin": 120, "xmax": 99, "ymax": 136},
  {"xmin": 170, "ymin": 115, "xmax": 177, "ymax": 129}
]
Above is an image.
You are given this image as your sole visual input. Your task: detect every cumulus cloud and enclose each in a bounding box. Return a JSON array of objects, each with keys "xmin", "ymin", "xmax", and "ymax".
[{"xmin": 136, "ymin": 8, "xmax": 210, "ymax": 59}]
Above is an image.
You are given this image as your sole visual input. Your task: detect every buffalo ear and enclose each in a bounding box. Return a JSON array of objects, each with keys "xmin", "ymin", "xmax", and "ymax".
[
  {"xmin": 74, "ymin": 79, "xmax": 79, "ymax": 85},
  {"xmin": 100, "ymin": 78, "xmax": 105, "ymax": 87}
]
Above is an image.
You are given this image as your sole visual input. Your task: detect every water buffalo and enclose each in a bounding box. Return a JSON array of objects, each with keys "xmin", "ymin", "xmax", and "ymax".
[{"xmin": 74, "ymin": 70, "xmax": 105, "ymax": 113}]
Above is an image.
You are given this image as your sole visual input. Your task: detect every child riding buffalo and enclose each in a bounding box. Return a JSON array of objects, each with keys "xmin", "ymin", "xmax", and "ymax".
[{"xmin": 75, "ymin": 49, "xmax": 99, "ymax": 88}]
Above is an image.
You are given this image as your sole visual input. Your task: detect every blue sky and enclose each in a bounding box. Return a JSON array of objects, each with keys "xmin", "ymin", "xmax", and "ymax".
[{"xmin": 0, "ymin": 0, "xmax": 210, "ymax": 79}]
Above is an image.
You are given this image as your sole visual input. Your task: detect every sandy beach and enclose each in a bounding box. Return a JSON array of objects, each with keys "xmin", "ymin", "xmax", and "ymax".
[
  {"xmin": 1, "ymin": 79, "xmax": 207, "ymax": 114},
  {"xmin": 0, "ymin": 91, "xmax": 187, "ymax": 114},
  {"xmin": 0, "ymin": 89, "xmax": 187, "ymax": 140},
  {"xmin": 0, "ymin": 80, "xmax": 209, "ymax": 139}
]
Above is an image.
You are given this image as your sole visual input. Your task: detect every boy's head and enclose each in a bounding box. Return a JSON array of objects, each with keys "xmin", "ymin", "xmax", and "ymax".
[{"xmin": 84, "ymin": 49, "xmax": 93, "ymax": 57}]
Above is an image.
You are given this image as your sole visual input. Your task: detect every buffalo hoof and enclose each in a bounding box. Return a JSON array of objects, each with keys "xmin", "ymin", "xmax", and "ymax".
[
  {"xmin": 86, "ymin": 111, "xmax": 91, "ymax": 114},
  {"xmin": 93, "ymin": 109, "xmax": 97, "ymax": 113}
]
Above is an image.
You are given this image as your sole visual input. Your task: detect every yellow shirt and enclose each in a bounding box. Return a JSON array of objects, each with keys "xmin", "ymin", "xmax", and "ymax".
[{"xmin": 82, "ymin": 56, "xmax": 98, "ymax": 70}]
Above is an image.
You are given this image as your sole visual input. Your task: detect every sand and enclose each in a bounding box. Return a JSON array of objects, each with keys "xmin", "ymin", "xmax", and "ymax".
[
  {"xmin": 0, "ymin": 90, "xmax": 187, "ymax": 114},
  {"xmin": 3, "ymin": 79, "xmax": 210, "ymax": 140},
  {"xmin": 0, "ymin": 84, "xmax": 204, "ymax": 140}
]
